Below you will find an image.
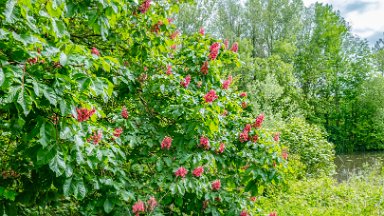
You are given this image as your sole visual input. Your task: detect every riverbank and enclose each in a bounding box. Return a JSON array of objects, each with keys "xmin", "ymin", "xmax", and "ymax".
[{"xmin": 256, "ymin": 163, "xmax": 384, "ymax": 215}]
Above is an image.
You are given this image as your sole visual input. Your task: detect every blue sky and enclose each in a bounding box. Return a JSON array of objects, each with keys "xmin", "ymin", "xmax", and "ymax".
[{"xmin": 303, "ymin": 0, "xmax": 384, "ymax": 45}]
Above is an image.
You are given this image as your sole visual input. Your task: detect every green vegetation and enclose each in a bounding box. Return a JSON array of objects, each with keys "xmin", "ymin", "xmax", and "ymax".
[
  {"xmin": 1, "ymin": 0, "xmax": 384, "ymax": 215},
  {"xmin": 258, "ymin": 164, "xmax": 384, "ymax": 216}
]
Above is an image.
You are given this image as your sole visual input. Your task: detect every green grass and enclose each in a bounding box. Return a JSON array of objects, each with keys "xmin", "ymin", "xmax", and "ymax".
[{"xmin": 256, "ymin": 164, "xmax": 384, "ymax": 215}]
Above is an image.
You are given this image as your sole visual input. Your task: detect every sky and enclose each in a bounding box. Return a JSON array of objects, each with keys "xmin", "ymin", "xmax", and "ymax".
[{"xmin": 303, "ymin": 0, "xmax": 384, "ymax": 45}]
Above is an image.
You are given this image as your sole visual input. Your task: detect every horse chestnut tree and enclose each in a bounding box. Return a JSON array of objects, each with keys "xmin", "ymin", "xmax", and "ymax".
[{"xmin": 0, "ymin": 0, "xmax": 286, "ymax": 215}]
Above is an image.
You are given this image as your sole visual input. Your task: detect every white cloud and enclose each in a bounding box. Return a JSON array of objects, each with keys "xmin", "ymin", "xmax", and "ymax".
[{"xmin": 303, "ymin": 0, "xmax": 384, "ymax": 43}]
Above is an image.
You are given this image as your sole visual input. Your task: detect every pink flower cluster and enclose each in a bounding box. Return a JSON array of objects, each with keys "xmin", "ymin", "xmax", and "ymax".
[
  {"xmin": 204, "ymin": 90, "xmax": 218, "ymax": 103},
  {"xmin": 161, "ymin": 136, "xmax": 172, "ymax": 150},
  {"xmin": 170, "ymin": 30, "xmax": 180, "ymax": 39},
  {"xmin": 231, "ymin": 42, "xmax": 239, "ymax": 53},
  {"xmin": 180, "ymin": 75, "xmax": 191, "ymax": 88},
  {"xmin": 211, "ymin": 179, "xmax": 221, "ymax": 191},
  {"xmin": 201, "ymin": 61, "xmax": 209, "ymax": 75},
  {"xmin": 222, "ymin": 75, "xmax": 233, "ymax": 90},
  {"xmin": 132, "ymin": 197, "xmax": 158, "ymax": 216},
  {"xmin": 132, "ymin": 200, "xmax": 145, "ymax": 216},
  {"xmin": 239, "ymin": 124, "xmax": 251, "ymax": 143},
  {"xmin": 269, "ymin": 211, "xmax": 278, "ymax": 216},
  {"xmin": 121, "ymin": 106, "xmax": 129, "ymax": 119},
  {"xmin": 76, "ymin": 107, "xmax": 96, "ymax": 122},
  {"xmin": 192, "ymin": 166, "xmax": 204, "ymax": 177},
  {"xmin": 217, "ymin": 143, "xmax": 225, "ymax": 154},
  {"xmin": 199, "ymin": 136, "xmax": 210, "ymax": 150},
  {"xmin": 282, "ymin": 148, "xmax": 288, "ymax": 160},
  {"xmin": 175, "ymin": 167, "xmax": 188, "ymax": 178},
  {"xmin": 91, "ymin": 47, "xmax": 100, "ymax": 56},
  {"xmin": 240, "ymin": 92, "xmax": 247, "ymax": 97},
  {"xmin": 113, "ymin": 128, "xmax": 123, "ymax": 137},
  {"xmin": 209, "ymin": 42, "xmax": 220, "ymax": 60},
  {"xmin": 139, "ymin": 0, "xmax": 151, "ymax": 13},
  {"xmin": 273, "ymin": 132, "xmax": 280, "ymax": 142},
  {"xmin": 89, "ymin": 131, "xmax": 102, "ymax": 145},
  {"xmin": 166, "ymin": 65, "xmax": 172, "ymax": 75},
  {"xmin": 199, "ymin": 27, "xmax": 205, "ymax": 35},
  {"xmin": 240, "ymin": 210, "xmax": 249, "ymax": 216},
  {"xmin": 253, "ymin": 113, "xmax": 264, "ymax": 128}
]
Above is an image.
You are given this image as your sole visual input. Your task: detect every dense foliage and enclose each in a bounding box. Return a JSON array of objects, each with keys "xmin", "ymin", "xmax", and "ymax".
[
  {"xmin": 280, "ymin": 117, "xmax": 335, "ymax": 177},
  {"xmin": 176, "ymin": 0, "xmax": 383, "ymax": 153},
  {"xmin": 0, "ymin": 0, "xmax": 288, "ymax": 215}
]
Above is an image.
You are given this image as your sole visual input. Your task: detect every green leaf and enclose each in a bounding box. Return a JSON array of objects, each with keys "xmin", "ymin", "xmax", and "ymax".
[
  {"xmin": 4, "ymin": 0, "xmax": 17, "ymax": 23},
  {"xmin": 43, "ymin": 87, "xmax": 57, "ymax": 106},
  {"xmin": 60, "ymin": 52, "xmax": 67, "ymax": 66},
  {"xmin": 38, "ymin": 121, "xmax": 56, "ymax": 147},
  {"xmin": 0, "ymin": 68, "xmax": 4, "ymax": 87},
  {"xmin": 103, "ymin": 198, "xmax": 114, "ymax": 213},
  {"xmin": 49, "ymin": 152, "xmax": 66, "ymax": 177},
  {"xmin": 17, "ymin": 89, "xmax": 33, "ymax": 116}
]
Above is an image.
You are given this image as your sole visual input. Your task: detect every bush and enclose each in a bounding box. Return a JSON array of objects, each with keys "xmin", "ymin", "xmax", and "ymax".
[
  {"xmin": 0, "ymin": 0, "xmax": 287, "ymax": 215},
  {"xmin": 280, "ymin": 117, "xmax": 335, "ymax": 177}
]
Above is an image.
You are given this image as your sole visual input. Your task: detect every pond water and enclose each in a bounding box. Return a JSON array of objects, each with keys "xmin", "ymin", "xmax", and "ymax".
[{"xmin": 334, "ymin": 151, "xmax": 384, "ymax": 181}]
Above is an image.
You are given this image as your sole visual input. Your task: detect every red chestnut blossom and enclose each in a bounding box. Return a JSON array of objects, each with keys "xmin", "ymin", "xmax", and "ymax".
[
  {"xmin": 144, "ymin": 66, "xmax": 148, "ymax": 71},
  {"xmin": 282, "ymin": 151, "xmax": 288, "ymax": 160},
  {"xmin": 175, "ymin": 167, "xmax": 188, "ymax": 178},
  {"xmin": 113, "ymin": 128, "xmax": 123, "ymax": 137},
  {"xmin": 171, "ymin": 44, "xmax": 177, "ymax": 50},
  {"xmin": 254, "ymin": 113, "xmax": 265, "ymax": 128},
  {"xmin": 139, "ymin": 0, "xmax": 151, "ymax": 13},
  {"xmin": 209, "ymin": 42, "xmax": 220, "ymax": 60},
  {"xmin": 170, "ymin": 30, "xmax": 180, "ymax": 39},
  {"xmin": 240, "ymin": 210, "xmax": 249, "ymax": 216},
  {"xmin": 121, "ymin": 106, "xmax": 129, "ymax": 119},
  {"xmin": 76, "ymin": 107, "xmax": 96, "ymax": 122},
  {"xmin": 91, "ymin": 47, "xmax": 100, "ymax": 56},
  {"xmin": 239, "ymin": 132, "xmax": 249, "ymax": 143},
  {"xmin": 152, "ymin": 21, "xmax": 163, "ymax": 33},
  {"xmin": 199, "ymin": 136, "xmax": 210, "ymax": 150},
  {"xmin": 211, "ymin": 180, "xmax": 221, "ymax": 191},
  {"xmin": 269, "ymin": 211, "xmax": 278, "ymax": 216},
  {"xmin": 231, "ymin": 42, "xmax": 239, "ymax": 53},
  {"xmin": 89, "ymin": 131, "xmax": 102, "ymax": 145},
  {"xmin": 215, "ymin": 197, "xmax": 221, "ymax": 202},
  {"xmin": 161, "ymin": 136, "xmax": 172, "ymax": 150},
  {"xmin": 27, "ymin": 57, "xmax": 38, "ymax": 64},
  {"xmin": 241, "ymin": 101, "xmax": 247, "ymax": 109},
  {"xmin": 273, "ymin": 132, "xmax": 280, "ymax": 142},
  {"xmin": 222, "ymin": 75, "xmax": 233, "ymax": 90},
  {"xmin": 192, "ymin": 166, "xmax": 204, "ymax": 177},
  {"xmin": 166, "ymin": 65, "xmax": 172, "ymax": 75},
  {"xmin": 240, "ymin": 92, "xmax": 247, "ymax": 97},
  {"xmin": 204, "ymin": 90, "xmax": 218, "ymax": 103},
  {"xmin": 243, "ymin": 124, "xmax": 252, "ymax": 133},
  {"xmin": 147, "ymin": 196, "xmax": 157, "ymax": 211},
  {"xmin": 199, "ymin": 27, "xmax": 205, "ymax": 35},
  {"xmin": 180, "ymin": 75, "xmax": 191, "ymax": 88},
  {"xmin": 250, "ymin": 196, "xmax": 257, "ymax": 202},
  {"xmin": 197, "ymin": 81, "xmax": 202, "ymax": 88},
  {"xmin": 201, "ymin": 61, "xmax": 209, "ymax": 75},
  {"xmin": 132, "ymin": 200, "xmax": 145, "ymax": 216},
  {"xmin": 217, "ymin": 143, "xmax": 225, "ymax": 154},
  {"xmin": 251, "ymin": 135, "xmax": 259, "ymax": 143},
  {"xmin": 224, "ymin": 39, "xmax": 229, "ymax": 49}
]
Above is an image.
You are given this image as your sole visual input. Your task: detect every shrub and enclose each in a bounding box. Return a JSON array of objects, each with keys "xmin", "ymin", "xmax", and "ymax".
[
  {"xmin": 0, "ymin": 0, "xmax": 286, "ymax": 214},
  {"xmin": 280, "ymin": 117, "xmax": 335, "ymax": 177}
]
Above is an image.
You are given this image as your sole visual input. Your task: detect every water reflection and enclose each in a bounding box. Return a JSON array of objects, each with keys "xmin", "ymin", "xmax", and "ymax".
[{"xmin": 334, "ymin": 151, "xmax": 384, "ymax": 181}]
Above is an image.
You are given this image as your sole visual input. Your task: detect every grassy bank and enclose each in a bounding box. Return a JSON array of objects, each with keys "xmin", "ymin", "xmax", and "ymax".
[{"xmin": 256, "ymin": 164, "xmax": 384, "ymax": 215}]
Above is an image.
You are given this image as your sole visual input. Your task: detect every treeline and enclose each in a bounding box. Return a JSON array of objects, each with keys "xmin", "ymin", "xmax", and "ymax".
[{"xmin": 176, "ymin": 0, "xmax": 384, "ymax": 153}]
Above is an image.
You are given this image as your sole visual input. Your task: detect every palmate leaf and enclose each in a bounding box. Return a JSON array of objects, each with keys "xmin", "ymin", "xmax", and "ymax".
[
  {"xmin": 49, "ymin": 152, "xmax": 66, "ymax": 177},
  {"xmin": 4, "ymin": 0, "xmax": 17, "ymax": 23}
]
